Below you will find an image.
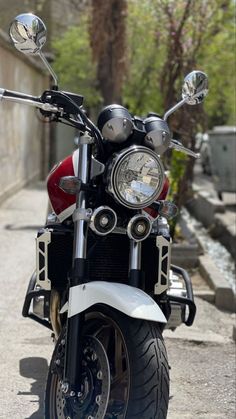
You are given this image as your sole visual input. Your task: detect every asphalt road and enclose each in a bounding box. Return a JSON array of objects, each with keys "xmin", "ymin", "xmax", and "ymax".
[{"xmin": 0, "ymin": 184, "xmax": 235, "ymax": 419}]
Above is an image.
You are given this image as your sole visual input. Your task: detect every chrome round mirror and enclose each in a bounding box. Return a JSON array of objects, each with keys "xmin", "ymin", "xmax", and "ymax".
[
  {"xmin": 9, "ymin": 13, "xmax": 46, "ymax": 55},
  {"xmin": 182, "ymin": 70, "xmax": 208, "ymax": 105}
]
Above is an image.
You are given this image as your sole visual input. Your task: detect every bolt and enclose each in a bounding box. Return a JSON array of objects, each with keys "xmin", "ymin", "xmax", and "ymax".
[
  {"xmin": 55, "ymin": 359, "xmax": 60, "ymax": 365},
  {"xmin": 77, "ymin": 391, "xmax": 83, "ymax": 398},
  {"xmin": 96, "ymin": 394, "xmax": 102, "ymax": 405},
  {"xmin": 70, "ymin": 390, "xmax": 75, "ymax": 397},
  {"xmin": 97, "ymin": 370, "xmax": 103, "ymax": 380},
  {"xmin": 61, "ymin": 382, "xmax": 69, "ymax": 394},
  {"xmin": 61, "ymin": 339, "xmax": 65, "ymax": 346},
  {"xmin": 100, "ymin": 215, "xmax": 109, "ymax": 226},
  {"xmin": 136, "ymin": 223, "xmax": 145, "ymax": 233},
  {"xmin": 107, "ymin": 123, "xmax": 113, "ymax": 130},
  {"xmin": 91, "ymin": 352, "xmax": 97, "ymax": 361}
]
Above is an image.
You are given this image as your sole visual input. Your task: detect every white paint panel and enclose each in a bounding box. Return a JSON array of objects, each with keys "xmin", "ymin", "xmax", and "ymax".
[{"xmin": 66, "ymin": 281, "xmax": 167, "ymax": 323}]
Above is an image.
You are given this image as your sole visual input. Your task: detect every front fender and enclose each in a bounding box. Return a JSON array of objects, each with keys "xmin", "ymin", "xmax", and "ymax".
[{"xmin": 60, "ymin": 281, "xmax": 167, "ymax": 323}]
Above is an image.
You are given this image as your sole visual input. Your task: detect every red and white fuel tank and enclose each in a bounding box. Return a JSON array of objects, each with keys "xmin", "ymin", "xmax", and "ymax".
[
  {"xmin": 47, "ymin": 149, "xmax": 170, "ymax": 222},
  {"xmin": 47, "ymin": 149, "xmax": 80, "ymax": 222}
]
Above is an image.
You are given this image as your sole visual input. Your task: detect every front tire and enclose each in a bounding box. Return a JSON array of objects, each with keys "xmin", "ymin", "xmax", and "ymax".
[{"xmin": 45, "ymin": 306, "xmax": 169, "ymax": 419}]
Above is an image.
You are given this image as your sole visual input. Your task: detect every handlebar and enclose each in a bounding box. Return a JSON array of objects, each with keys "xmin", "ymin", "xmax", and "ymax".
[
  {"xmin": 0, "ymin": 87, "xmax": 103, "ymax": 144},
  {"xmin": 0, "ymin": 87, "xmax": 61, "ymax": 113}
]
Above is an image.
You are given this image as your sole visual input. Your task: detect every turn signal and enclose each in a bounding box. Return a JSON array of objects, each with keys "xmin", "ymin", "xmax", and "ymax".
[
  {"xmin": 157, "ymin": 201, "xmax": 178, "ymax": 219},
  {"xmin": 59, "ymin": 176, "xmax": 82, "ymax": 194}
]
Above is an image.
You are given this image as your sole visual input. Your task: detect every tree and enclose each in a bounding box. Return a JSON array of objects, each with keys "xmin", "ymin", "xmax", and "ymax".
[
  {"xmin": 89, "ymin": 0, "xmax": 128, "ymax": 105},
  {"xmin": 124, "ymin": 0, "xmax": 234, "ymax": 231},
  {"xmin": 53, "ymin": 16, "xmax": 101, "ymax": 111}
]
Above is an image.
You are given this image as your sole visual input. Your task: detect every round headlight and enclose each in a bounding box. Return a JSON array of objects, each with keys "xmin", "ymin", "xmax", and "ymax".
[
  {"xmin": 97, "ymin": 104, "xmax": 133, "ymax": 143},
  {"xmin": 107, "ymin": 146, "xmax": 165, "ymax": 209}
]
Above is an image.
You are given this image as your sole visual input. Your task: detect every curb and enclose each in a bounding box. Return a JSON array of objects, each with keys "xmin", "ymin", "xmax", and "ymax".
[
  {"xmin": 186, "ymin": 185, "xmax": 236, "ymax": 261},
  {"xmin": 194, "ymin": 289, "xmax": 215, "ymax": 304},
  {"xmin": 199, "ymin": 255, "xmax": 236, "ymax": 312},
  {"xmin": 186, "ymin": 187, "xmax": 225, "ymax": 227},
  {"xmin": 233, "ymin": 325, "xmax": 236, "ymax": 342},
  {"xmin": 171, "ymin": 243, "xmax": 199, "ymax": 269}
]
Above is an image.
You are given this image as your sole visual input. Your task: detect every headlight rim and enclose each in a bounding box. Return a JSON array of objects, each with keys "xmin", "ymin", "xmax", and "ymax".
[{"xmin": 108, "ymin": 145, "xmax": 165, "ymax": 209}]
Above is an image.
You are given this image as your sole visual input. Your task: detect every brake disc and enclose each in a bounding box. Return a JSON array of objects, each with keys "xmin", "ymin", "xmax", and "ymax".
[{"xmin": 57, "ymin": 335, "xmax": 110, "ymax": 419}]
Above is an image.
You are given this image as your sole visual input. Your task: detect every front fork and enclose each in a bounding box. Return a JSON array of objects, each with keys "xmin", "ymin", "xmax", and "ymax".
[
  {"xmin": 63, "ymin": 134, "xmax": 91, "ymax": 393},
  {"xmin": 62, "ymin": 134, "xmax": 146, "ymax": 393}
]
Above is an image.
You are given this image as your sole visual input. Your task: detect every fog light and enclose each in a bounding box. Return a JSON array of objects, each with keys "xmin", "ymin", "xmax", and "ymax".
[
  {"xmin": 90, "ymin": 206, "xmax": 117, "ymax": 236},
  {"xmin": 127, "ymin": 214, "xmax": 152, "ymax": 242}
]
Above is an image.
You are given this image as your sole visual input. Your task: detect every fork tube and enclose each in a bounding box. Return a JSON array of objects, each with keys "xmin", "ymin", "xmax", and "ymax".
[
  {"xmin": 73, "ymin": 142, "xmax": 90, "ymax": 261},
  {"xmin": 64, "ymin": 135, "xmax": 91, "ymax": 391},
  {"xmin": 129, "ymin": 240, "xmax": 142, "ymax": 288}
]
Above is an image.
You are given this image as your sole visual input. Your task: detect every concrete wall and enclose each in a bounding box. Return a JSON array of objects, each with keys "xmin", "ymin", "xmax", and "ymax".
[{"xmin": 0, "ymin": 31, "xmax": 49, "ymax": 204}]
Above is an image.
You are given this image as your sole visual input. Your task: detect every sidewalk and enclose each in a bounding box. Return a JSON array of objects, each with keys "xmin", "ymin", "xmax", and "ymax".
[
  {"xmin": 0, "ymin": 184, "xmax": 235, "ymax": 418},
  {"xmin": 0, "ymin": 183, "xmax": 53, "ymax": 419}
]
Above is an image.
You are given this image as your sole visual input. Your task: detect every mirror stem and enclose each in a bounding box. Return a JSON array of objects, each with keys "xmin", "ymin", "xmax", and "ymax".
[
  {"xmin": 39, "ymin": 51, "xmax": 58, "ymax": 89},
  {"xmin": 163, "ymin": 98, "xmax": 187, "ymax": 121}
]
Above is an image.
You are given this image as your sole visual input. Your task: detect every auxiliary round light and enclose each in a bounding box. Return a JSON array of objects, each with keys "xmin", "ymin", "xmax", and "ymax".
[
  {"xmin": 127, "ymin": 214, "xmax": 152, "ymax": 242},
  {"xmin": 107, "ymin": 146, "xmax": 165, "ymax": 209},
  {"xmin": 90, "ymin": 206, "xmax": 117, "ymax": 236}
]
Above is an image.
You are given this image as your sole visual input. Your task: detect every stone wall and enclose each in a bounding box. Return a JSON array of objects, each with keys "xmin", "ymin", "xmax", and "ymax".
[{"xmin": 0, "ymin": 30, "xmax": 49, "ymax": 204}]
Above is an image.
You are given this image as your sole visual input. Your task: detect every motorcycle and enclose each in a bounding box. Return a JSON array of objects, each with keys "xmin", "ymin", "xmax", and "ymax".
[{"xmin": 0, "ymin": 13, "xmax": 208, "ymax": 419}]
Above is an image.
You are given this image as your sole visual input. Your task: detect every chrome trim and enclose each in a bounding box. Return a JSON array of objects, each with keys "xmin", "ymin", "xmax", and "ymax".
[
  {"xmin": 39, "ymin": 51, "xmax": 58, "ymax": 87},
  {"xmin": 163, "ymin": 98, "xmax": 187, "ymax": 121},
  {"xmin": 154, "ymin": 235, "xmax": 171, "ymax": 295},
  {"xmin": 127, "ymin": 214, "xmax": 152, "ymax": 242},
  {"xmin": 90, "ymin": 206, "xmax": 117, "ymax": 236},
  {"xmin": 129, "ymin": 240, "xmax": 141, "ymax": 270},
  {"xmin": 2, "ymin": 95, "xmax": 60, "ymax": 112},
  {"xmin": 0, "ymin": 88, "xmax": 5, "ymax": 100},
  {"xmin": 73, "ymin": 132, "xmax": 91, "ymax": 260},
  {"xmin": 73, "ymin": 208, "xmax": 92, "ymax": 222},
  {"xmin": 107, "ymin": 146, "xmax": 165, "ymax": 209},
  {"xmin": 36, "ymin": 230, "xmax": 51, "ymax": 290}
]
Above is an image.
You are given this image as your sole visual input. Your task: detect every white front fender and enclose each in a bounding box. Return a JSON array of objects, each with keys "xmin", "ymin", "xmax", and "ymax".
[{"xmin": 60, "ymin": 281, "xmax": 166, "ymax": 323}]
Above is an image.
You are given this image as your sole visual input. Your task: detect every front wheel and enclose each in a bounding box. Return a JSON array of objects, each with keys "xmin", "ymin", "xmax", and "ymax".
[{"xmin": 45, "ymin": 306, "xmax": 169, "ymax": 419}]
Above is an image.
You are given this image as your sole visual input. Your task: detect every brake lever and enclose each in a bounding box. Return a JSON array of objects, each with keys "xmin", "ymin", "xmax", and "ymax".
[{"xmin": 169, "ymin": 139, "xmax": 200, "ymax": 159}]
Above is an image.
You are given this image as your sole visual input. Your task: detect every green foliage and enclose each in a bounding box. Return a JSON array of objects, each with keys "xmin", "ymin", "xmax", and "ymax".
[
  {"xmin": 53, "ymin": 16, "xmax": 102, "ymax": 110},
  {"xmin": 52, "ymin": 1, "xmax": 234, "ymax": 126},
  {"xmin": 198, "ymin": 5, "xmax": 235, "ymax": 127},
  {"xmin": 168, "ymin": 150, "xmax": 188, "ymax": 202},
  {"xmin": 123, "ymin": 0, "xmax": 164, "ymax": 115},
  {"xmin": 124, "ymin": 0, "xmax": 234, "ymax": 125}
]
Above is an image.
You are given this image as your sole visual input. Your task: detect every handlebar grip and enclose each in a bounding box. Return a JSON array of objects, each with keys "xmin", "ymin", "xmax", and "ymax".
[{"xmin": 1, "ymin": 88, "xmax": 40, "ymax": 102}]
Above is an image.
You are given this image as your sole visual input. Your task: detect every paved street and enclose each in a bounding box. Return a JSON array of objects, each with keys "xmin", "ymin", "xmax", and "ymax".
[{"xmin": 0, "ymin": 184, "xmax": 235, "ymax": 419}]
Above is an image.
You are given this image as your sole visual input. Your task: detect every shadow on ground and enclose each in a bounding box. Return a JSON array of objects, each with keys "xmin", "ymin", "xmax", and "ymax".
[{"xmin": 18, "ymin": 357, "xmax": 48, "ymax": 419}]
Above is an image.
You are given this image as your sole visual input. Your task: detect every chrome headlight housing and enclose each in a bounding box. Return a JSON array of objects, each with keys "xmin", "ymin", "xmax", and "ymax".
[{"xmin": 107, "ymin": 146, "xmax": 165, "ymax": 209}]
